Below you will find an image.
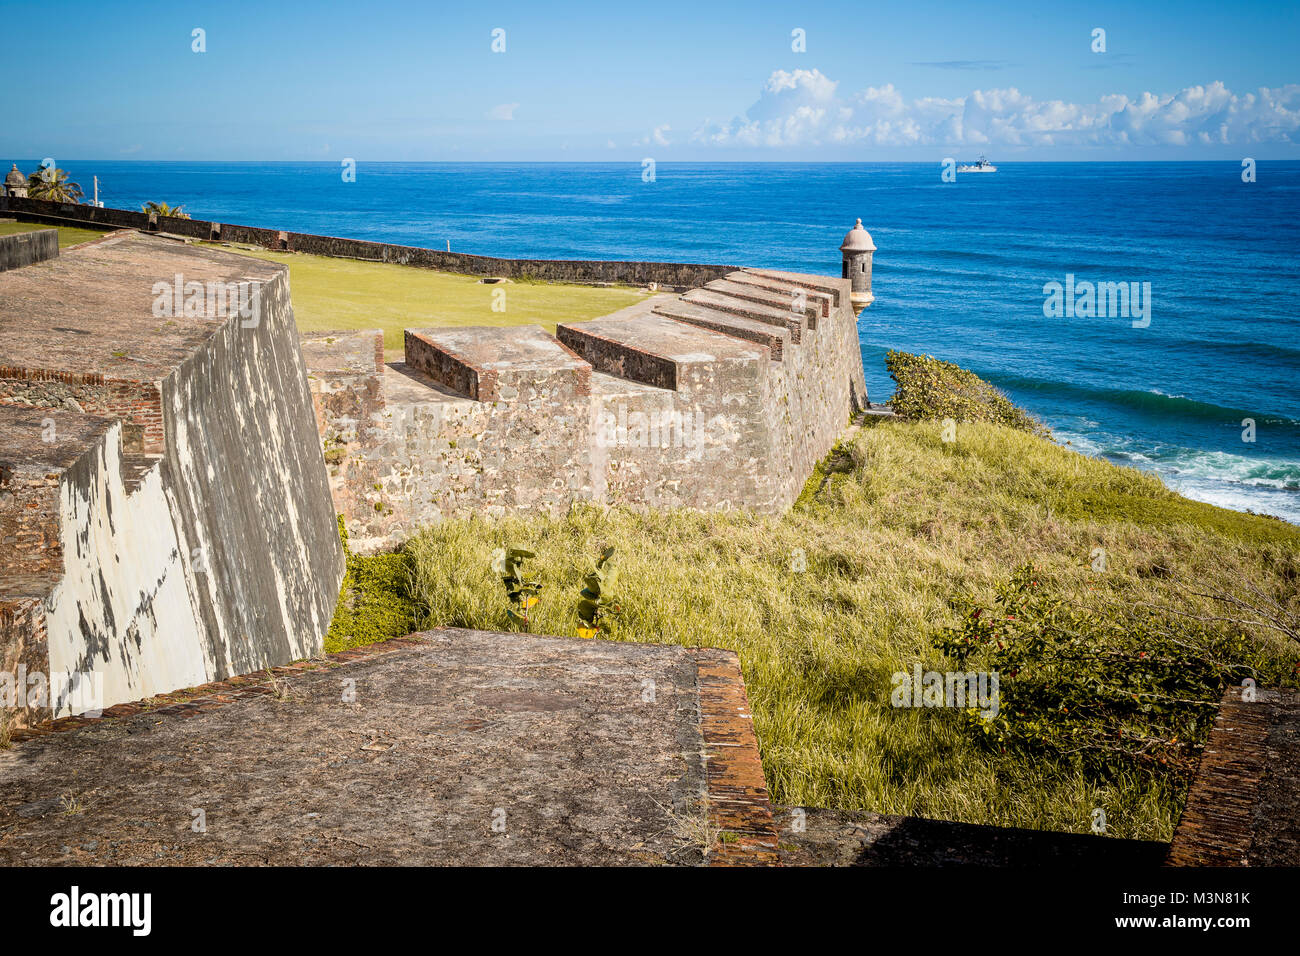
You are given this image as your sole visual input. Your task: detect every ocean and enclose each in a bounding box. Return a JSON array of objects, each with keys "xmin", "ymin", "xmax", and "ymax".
[{"xmin": 47, "ymin": 160, "xmax": 1300, "ymax": 523}]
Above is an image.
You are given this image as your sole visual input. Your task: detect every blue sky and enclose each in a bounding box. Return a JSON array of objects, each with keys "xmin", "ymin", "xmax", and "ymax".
[{"xmin": 2, "ymin": 0, "xmax": 1297, "ymax": 161}]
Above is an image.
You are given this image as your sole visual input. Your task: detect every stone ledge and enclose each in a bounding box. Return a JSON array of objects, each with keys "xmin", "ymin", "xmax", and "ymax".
[
  {"xmin": 4, "ymin": 635, "xmax": 426, "ymax": 745},
  {"xmin": 690, "ymin": 647, "xmax": 782, "ymax": 866}
]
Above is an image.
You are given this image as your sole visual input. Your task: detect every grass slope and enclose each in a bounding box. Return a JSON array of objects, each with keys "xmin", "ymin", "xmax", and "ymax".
[
  {"xmin": 204, "ymin": 244, "xmax": 650, "ymax": 358},
  {"xmin": 0, "ymin": 221, "xmax": 110, "ymax": 248},
  {"xmin": 325, "ymin": 354, "xmax": 1298, "ymax": 841},
  {"xmin": 397, "ymin": 421, "xmax": 1297, "ymax": 840}
]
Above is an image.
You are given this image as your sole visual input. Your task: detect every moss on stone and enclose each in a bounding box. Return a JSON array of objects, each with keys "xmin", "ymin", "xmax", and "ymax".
[{"xmin": 325, "ymin": 516, "xmax": 418, "ymax": 653}]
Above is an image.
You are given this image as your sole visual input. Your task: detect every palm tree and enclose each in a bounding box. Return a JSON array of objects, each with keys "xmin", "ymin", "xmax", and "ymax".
[
  {"xmin": 26, "ymin": 167, "xmax": 84, "ymax": 203},
  {"xmin": 142, "ymin": 201, "xmax": 190, "ymax": 220}
]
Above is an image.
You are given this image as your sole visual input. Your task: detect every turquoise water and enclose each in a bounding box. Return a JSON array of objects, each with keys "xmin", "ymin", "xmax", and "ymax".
[{"xmin": 41, "ymin": 160, "xmax": 1300, "ymax": 522}]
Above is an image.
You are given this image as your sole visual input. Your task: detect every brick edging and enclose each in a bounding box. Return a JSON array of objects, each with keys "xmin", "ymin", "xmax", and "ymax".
[
  {"xmin": 1166, "ymin": 685, "xmax": 1272, "ymax": 866},
  {"xmin": 4, "ymin": 635, "xmax": 427, "ymax": 745},
  {"xmin": 690, "ymin": 647, "xmax": 781, "ymax": 866}
]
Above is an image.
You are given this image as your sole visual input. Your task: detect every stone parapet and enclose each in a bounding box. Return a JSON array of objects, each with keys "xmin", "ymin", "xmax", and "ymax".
[{"xmin": 305, "ymin": 268, "xmax": 868, "ymax": 552}]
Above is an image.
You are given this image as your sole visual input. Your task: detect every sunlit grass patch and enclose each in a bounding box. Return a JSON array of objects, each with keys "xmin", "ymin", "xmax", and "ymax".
[
  {"xmin": 202, "ymin": 243, "xmax": 650, "ymax": 358},
  {"xmin": 0, "ymin": 221, "xmax": 110, "ymax": 248}
]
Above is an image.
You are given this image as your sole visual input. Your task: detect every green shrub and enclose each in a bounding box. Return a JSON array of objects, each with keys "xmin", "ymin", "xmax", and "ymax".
[
  {"xmin": 576, "ymin": 547, "xmax": 621, "ymax": 638},
  {"xmin": 491, "ymin": 547, "xmax": 543, "ymax": 631},
  {"xmin": 934, "ymin": 565, "xmax": 1278, "ymax": 779},
  {"xmin": 886, "ymin": 350, "xmax": 1048, "ymax": 437}
]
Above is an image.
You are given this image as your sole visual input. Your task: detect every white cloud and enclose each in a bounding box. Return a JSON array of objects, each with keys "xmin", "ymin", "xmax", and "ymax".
[
  {"xmin": 634, "ymin": 124, "xmax": 672, "ymax": 148},
  {"xmin": 487, "ymin": 102, "xmax": 519, "ymax": 121},
  {"xmin": 692, "ymin": 72, "xmax": 1300, "ymax": 149}
]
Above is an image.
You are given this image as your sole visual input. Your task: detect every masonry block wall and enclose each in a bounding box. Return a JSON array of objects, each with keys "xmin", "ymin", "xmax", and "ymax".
[
  {"xmin": 0, "ymin": 233, "xmax": 344, "ymax": 726},
  {"xmin": 304, "ymin": 268, "xmax": 868, "ymax": 553}
]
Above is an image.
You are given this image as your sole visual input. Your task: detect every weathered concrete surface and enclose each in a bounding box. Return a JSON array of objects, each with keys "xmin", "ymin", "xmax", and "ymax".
[
  {"xmin": 306, "ymin": 267, "xmax": 868, "ymax": 552},
  {"xmin": 0, "ymin": 228, "xmax": 58, "ymax": 273},
  {"xmin": 776, "ymin": 807, "xmax": 1168, "ymax": 866},
  {"xmin": 1167, "ymin": 685, "xmax": 1300, "ymax": 866},
  {"xmin": 0, "ymin": 629, "xmax": 719, "ymax": 866},
  {"xmin": 0, "ymin": 233, "xmax": 344, "ymax": 723}
]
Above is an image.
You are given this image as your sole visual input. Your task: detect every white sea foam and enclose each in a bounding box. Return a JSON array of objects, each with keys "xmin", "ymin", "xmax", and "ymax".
[{"xmin": 1053, "ymin": 428, "xmax": 1300, "ymax": 524}]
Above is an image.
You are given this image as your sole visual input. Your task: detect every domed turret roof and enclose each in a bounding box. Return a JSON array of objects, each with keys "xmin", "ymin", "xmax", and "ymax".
[
  {"xmin": 5, "ymin": 164, "xmax": 27, "ymax": 187},
  {"xmin": 839, "ymin": 218, "xmax": 876, "ymax": 253}
]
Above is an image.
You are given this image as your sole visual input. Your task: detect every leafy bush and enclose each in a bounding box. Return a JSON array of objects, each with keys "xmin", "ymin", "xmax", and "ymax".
[
  {"xmin": 491, "ymin": 547, "xmax": 542, "ymax": 631},
  {"xmin": 886, "ymin": 350, "xmax": 1048, "ymax": 437},
  {"xmin": 576, "ymin": 547, "xmax": 621, "ymax": 638},
  {"xmin": 934, "ymin": 565, "xmax": 1267, "ymax": 778}
]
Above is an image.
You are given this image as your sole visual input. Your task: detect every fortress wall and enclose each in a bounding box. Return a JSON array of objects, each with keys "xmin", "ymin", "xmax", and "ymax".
[
  {"xmin": 306, "ymin": 269, "xmax": 867, "ymax": 552},
  {"xmin": 310, "ymin": 356, "xmax": 595, "ymax": 552},
  {"xmin": 761, "ymin": 276, "xmax": 866, "ymax": 507},
  {"xmin": 4, "ymin": 197, "xmax": 735, "ymax": 290},
  {"xmin": 1, "ymin": 199, "xmax": 151, "ymax": 232},
  {"xmin": 158, "ymin": 269, "xmax": 344, "ymax": 677},
  {"xmin": 0, "ymin": 234, "xmax": 345, "ymax": 724},
  {"xmin": 400, "ymin": 326, "xmax": 599, "ymax": 516},
  {"xmin": 0, "ymin": 596, "xmax": 48, "ymax": 719},
  {"xmin": 0, "ymin": 464, "xmax": 63, "ymax": 577},
  {"xmin": 597, "ymin": 346, "xmax": 775, "ymax": 512},
  {"xmin": 0, "ymin": 375, "xmax": 166, "ymax": 453},
  {"xmin": 589, "ymin": 379, "xmax": 676, "ymax": 510},
  {"xmin": 0, "ymin": 228, "xmax": 59, "ymax": 272},
  {"xmin": 301, "ymin": 274, "xmax": 868, "ymax": 551},
  {"xmin": 363, "ymin": 394, "xmax": 491, "ymax": 549}
]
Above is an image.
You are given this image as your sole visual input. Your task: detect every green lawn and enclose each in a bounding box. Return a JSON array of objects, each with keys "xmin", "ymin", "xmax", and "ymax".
[
  {"xmin": 0, "ymin": 221, "xmax": 110, "ymax": 248},
  {"xmin": 205, "ymin": 244, "xmax": 650, "ymax": 358}
]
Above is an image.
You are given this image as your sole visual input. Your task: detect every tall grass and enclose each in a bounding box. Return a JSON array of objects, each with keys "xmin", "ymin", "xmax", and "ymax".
[{"xmin": 401, "ymin": 419, "xmax": 1298, "ymax": 840}]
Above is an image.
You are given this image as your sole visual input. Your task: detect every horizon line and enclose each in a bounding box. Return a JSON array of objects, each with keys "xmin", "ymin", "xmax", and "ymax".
[{"xmin": 5, "ymin": 157, "xmax": 1299, "ymax": 166}]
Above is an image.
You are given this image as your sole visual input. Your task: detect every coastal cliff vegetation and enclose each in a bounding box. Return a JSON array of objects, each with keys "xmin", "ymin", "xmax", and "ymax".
[{"xmin": 328, "ymin": 356, "xmax": 1299, "ymax": 841}]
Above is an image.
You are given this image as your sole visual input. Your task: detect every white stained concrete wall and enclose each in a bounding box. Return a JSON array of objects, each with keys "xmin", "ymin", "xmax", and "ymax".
[{"xmin": 44, "ymin": 424, "xmax": 211, "ymax": 717}]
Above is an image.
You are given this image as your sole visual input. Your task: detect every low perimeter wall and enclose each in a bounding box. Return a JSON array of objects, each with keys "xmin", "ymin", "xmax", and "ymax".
[
  {"xmin": 1, "ymin": 196, "xmax": 735, "ymax": 290},
  {"xmin": 0, "ymin": 227, "xmax": 58, "ymax": 272}
]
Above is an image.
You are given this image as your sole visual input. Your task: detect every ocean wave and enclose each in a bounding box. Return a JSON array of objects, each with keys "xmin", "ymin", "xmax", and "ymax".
[
  {"xmin": 991, "ymin": 373, "xmax": 1300, "ymax": 429},
  {"xmin": 1162, "ymin": 335, "xmax": 1300, "ymax": 365},
  {"xmin": 1161, "ymin": 450, "xmax": 1300, "ymax": 490},
  {"xmin": 1169, "ymin": 480, "xmax": 1300, "ymax": 524},
  {"xmin": 1058, "ymin": 426, "xmax": 1300, "ymax": 493}
]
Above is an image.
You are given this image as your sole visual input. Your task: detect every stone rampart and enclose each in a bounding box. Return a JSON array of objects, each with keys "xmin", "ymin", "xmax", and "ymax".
[
  {"xmin": 0, "ymin": 227, "xmax": 58, "ymax": 272},
  {"xmin": 0, "ymin": 233, "xmax": 344, "ymax": 725},
  {"xmin": 304, "ymin": 268, "xmax": 868, "ymax": 552}
]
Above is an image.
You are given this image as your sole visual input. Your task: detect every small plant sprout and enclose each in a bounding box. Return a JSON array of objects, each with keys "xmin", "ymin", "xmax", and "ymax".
[
  {"xmin": 576, "ymin": 547, "xmax": 620, "ymax": 639},
  {"xmin": 492, "ymin": 547, "xmax": 541, "ymax": 631}
]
